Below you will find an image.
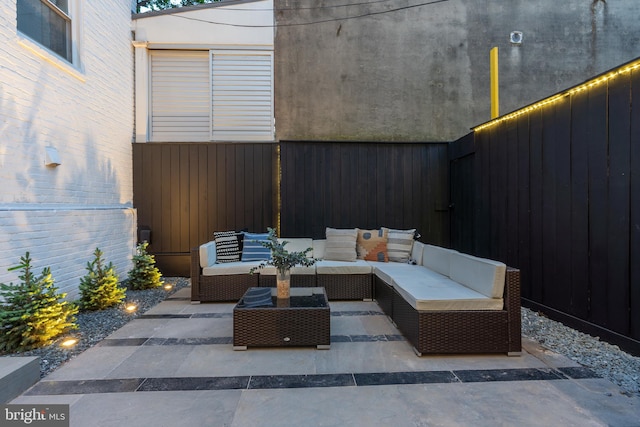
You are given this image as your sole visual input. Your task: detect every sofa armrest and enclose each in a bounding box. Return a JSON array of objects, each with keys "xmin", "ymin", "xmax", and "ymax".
[
  {"xmin": 199, "ymin": 241, "xmax": 217, "ymax": 268},
  {"xmin": 504, "ymin": 267, "xmax": 522, "ymax": 354},
  {"xmin": 190, "ymin": 247, "xmax": 201, "ymax": 302}
]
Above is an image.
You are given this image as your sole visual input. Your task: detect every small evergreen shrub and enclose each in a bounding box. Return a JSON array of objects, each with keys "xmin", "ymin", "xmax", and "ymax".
[
  {"xmin": 127, "ymin": 242, "xmax": 163, "ymax": 290},
  {"xmin": 0, "ymin": 252, "xmax": 78, "ymax": 353},
  {"xmin": 79, "ymin": 248, "xmax": 126, "ymax": 311}
]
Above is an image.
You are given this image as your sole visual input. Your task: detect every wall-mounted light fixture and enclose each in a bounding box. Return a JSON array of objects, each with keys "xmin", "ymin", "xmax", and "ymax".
[
  {"xmin": 510, "ymin": 31, "xmax": 523, "ymax": 45},
  {"xmin": 44, "ymin": 146, "xmax": 61, "ymax": 167}
]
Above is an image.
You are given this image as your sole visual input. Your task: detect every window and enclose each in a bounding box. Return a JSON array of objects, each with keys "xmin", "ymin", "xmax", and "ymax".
[
  {"xmin": 17, "ymin": 0, "xmax": 72, "ymax": 62},
  {"xmin": 148, "ymin": 50, "xmax": 274, "ymax": 142},
  {"xmin": 210, "ymin": 51, "xmax": 274, "ymax": 142}
]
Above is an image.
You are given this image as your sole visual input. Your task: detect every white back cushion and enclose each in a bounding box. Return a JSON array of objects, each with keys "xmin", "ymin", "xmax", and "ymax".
[
  {"xmin": 449, "ymin": 252, "xmax": 506, "ymax": 298},
  {"xmin": 279, "ymin": 238, "xmax": 314, "ymax": 258},
  {"xmin": 312, "ymin": 239, "xmax": 326, "ymax": 259},
  {"xmin": 410, "ymin": 241, "xmax": 425, "ymax": 265},
  {"xmin": 422, "ymin": 245, "xmax": 457, "ymax": 277}
]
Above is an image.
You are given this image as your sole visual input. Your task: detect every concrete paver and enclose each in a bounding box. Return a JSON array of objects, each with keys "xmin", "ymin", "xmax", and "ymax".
[{"xmin": 10, "ymin": 286, "xmax": 640, "ymax": 427}]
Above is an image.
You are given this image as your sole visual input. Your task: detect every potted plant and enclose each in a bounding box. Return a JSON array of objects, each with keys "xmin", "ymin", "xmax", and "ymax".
[{"xmin": 251, "ymin": 227, "xmax": 316, "ymax": 299}]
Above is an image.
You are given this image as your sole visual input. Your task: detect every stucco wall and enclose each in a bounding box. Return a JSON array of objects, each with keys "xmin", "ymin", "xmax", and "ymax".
[
  {"xmin": 274, "ymin": 0, "xmax": 640, "ymax": 142},
  {"xmin": 0, "ymin": 1, "xmax": 135, "ymax": 299}
]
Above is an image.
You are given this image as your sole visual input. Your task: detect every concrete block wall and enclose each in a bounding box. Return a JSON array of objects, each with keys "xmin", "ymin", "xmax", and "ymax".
[{"xmin": 0, "ymin": 1, "xmax": 135, "ymax": 299}]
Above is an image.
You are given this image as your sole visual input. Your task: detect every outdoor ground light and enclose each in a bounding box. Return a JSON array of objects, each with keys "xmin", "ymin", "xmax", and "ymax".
[
  {"xmin": 163, "ymin": 282, "xmax": 173, "ymax": 291},
  {"xmin": 124, "ymin": 302, "xmax": 138, "ymax": 313},
  {"xmin": 60, "ymin": 337, "xmax": 78, "ymax": 348}
]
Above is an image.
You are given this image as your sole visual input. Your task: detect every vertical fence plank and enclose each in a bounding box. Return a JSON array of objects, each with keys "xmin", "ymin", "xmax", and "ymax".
[
  {"xmin": 516, "ymin": 117, "xmax": 531, "ymax": 297},
  {"xmin": 541, "ymin": 104, "xmax": 558, "ymax": 307},
  {"xmin": 630, "ymin": 70, "xmax": 640, "ymax": 341},
  {"xmin": 587, "ymin": 83, "xmax": 609, "ymax": 326},
  {"xmin": 528, "ymin": 110, "xmax": 544, "ymax": 303},
  {"xmin": 607, "ymin": 75, "xmax": 632, "ymax": 334},
  {"xmin": 167, "ymin": 145, "xmax": 179, "ymax": 250},
  {"xmin": 505, "ymin": 121, "xmax": 519, "ymax": 268},
  {"xmin": 207, "ymin": 145, "xmax": 219, "ymax": 236},
  {"xmin": 178, "ymin": 145, "xmax": 190, "ymax": 252},
  {"xmin": 493, "ymin": 123, "xmax": 509, "ymax": 262},
  {"xmin": 569, "ymin": 91, "xmax": 590, "ymax": 318},
  {"xmin": 475, "ymin": 130, "xmax": 492, "ymax": 259},
  {"xmin": 553, "ymin": 99, "xmax": 572, "ymax": 309}
]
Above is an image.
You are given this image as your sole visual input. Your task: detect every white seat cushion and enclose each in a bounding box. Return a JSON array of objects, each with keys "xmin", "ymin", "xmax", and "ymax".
[
  {"xmin": 449, "ymin": 252, "xmax": 506, "ymax": 298},
  {"xmin": 315, "ymin": 259, "xmax": 372, "ymax": 274},
  {"xmin": 258, "ymin": 265, "xmax": 316, "ymax": 275},
  {"xmin": 390, "ymin": 267, "xmax": 503, "ymax": 311},
  {"xmin": 371, "ymin": 262, "xmax": 422, "ymax": 285},
  {"xmin": 202, "ymin": 261, "xmax": 264, "ymax": 276}
]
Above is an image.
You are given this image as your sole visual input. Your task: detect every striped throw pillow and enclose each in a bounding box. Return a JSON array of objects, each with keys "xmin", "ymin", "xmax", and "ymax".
[
  {"xmin": 213, "ymin": 231, "xmax": 242, "ymax": 263},
  {"xmin": 383, "ymin": 228, "xmax": 415, "ymax": 263},
  {"xmin": 324, "ymin": 228, "xmax": 358, "ymax": 262},
  {"xmin": 241, "ymin": 232, "xmax": 272, "ymax": 261},
  {"xmin": 240, "ymin": 287, "xmax": 273, "ymax": 307}
]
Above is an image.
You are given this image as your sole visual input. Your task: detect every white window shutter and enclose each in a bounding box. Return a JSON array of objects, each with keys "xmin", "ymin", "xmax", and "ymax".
[
  {"xmin": 150, "ymin": 51, "xmax": 210, "ymax": 142},
  {"xmin": 210, "ymin": 51, "xmax": 274, "ymax": 141}
]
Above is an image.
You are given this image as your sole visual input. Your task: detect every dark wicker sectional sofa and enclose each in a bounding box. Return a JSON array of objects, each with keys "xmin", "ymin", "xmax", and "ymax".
[{"xmin": 191, "ymin": 239, "xmax": 521, "ymax": 356}]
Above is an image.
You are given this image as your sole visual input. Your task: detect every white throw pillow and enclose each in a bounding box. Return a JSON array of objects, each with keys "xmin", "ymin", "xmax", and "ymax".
[
  {"xmin": 383, "ymin": 228, "xmax": 415, "ymax": 263},
  {"xmin": 324, "ymin": 228, "xmax": 358, "ymax": 262}
]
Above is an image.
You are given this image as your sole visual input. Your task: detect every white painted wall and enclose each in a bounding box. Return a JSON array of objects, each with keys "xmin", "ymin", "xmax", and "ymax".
[
  {"xmin": 132, "ymin": 0, "xmax": 274, "ymax": 47},
  {"xmin": 132, "ymin": 0, "xmax": 275, "ymax": 143},
  {"xmin": 0, "ymin": 1, "xmax": 135, "ymax": 299}
]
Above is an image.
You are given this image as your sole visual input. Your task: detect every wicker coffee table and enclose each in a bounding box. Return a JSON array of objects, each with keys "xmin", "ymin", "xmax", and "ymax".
[{"xmin": 233, "ymin": 287, "xmax": 330, "ymax": 350}]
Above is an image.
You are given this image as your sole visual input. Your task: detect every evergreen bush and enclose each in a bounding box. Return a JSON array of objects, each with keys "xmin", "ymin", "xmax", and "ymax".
[
  {"xmin": 79, "ymin": 248, "xmax": 126, "ymax": 311},
  {"xmin": 127, "ymin": 242, "xmax": 163, "ymax": 290},
  {"xmin": 0, "ymin": 252, "xmax": 78, "ymax": 353}
]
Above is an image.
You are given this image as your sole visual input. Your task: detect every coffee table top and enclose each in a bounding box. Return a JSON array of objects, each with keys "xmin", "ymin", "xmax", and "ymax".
[{"xmin": 235, "ymin": 287, "xmax": 328, "ymax": 309}]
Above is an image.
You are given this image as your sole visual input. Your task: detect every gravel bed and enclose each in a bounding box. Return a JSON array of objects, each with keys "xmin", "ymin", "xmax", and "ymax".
[
  {"xmin": 522, "ymin": 307, "xmax": 640, "ymax": 397},
  {"xmin": 3, "ymin": 284, "xmax": 639, "ymax": 398},
  {"xmin": 2, "ymin": 277, "xmax": 189, "ymax": 378}
]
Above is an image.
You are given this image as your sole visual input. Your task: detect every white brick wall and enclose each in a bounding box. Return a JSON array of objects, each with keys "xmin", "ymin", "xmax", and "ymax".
[
  {"xmin": 0, "ymin": 1, "xmax": 136, "ymax": 298},
  {"xmin": 0, "ymin": 209, "xmax": 137, "ymax": 300}
]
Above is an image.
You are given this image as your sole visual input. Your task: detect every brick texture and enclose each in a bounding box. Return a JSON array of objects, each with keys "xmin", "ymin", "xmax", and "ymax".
[{"xmin": 0, "ymin": 1, "xmax": 136, "ymax": 298}]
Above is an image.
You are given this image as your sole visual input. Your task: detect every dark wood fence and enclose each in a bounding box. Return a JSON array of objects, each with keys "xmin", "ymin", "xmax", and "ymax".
[
  {"xmin": 450, "ymin": 67, "xmax": 640, "ymax": 354},
  {"xmin": 133, "ymin": 143, "xmax": 278, "ymax": 275},
  {"xmin": 133, "ymin": 141, "xmax": 450, "ymax": 275},
  {"xmin": 280, "ymin": 141, "xmax": 450, "ymax": 245}
]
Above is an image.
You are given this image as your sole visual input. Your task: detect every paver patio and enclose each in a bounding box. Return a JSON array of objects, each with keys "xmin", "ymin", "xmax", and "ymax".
[{"xmin": 10, "ymin": 286, "xmax": 640, "ymax": 427}]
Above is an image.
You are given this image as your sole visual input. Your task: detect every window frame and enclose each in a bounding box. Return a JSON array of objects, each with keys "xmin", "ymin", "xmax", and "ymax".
[{"xmin": 16, "ymin": 0, "xmax": 76, "ymax": 65}]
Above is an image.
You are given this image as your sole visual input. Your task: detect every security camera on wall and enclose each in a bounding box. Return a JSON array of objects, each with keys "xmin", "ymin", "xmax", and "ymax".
[{"xmin": 510, "ymin": 31, "xmax": 523, "ymax": 45}]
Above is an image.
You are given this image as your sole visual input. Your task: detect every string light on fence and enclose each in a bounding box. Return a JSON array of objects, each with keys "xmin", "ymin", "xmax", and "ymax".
[{"xmin": 473, "ymin": 57, "xmax": 640, "ymax": 133}]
